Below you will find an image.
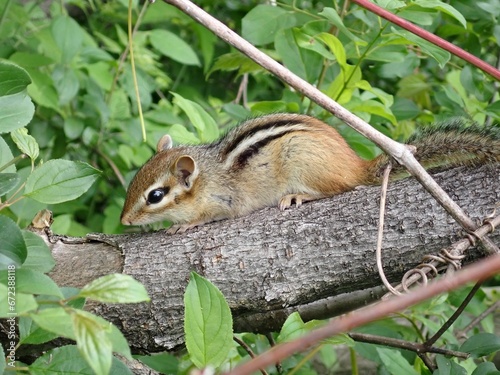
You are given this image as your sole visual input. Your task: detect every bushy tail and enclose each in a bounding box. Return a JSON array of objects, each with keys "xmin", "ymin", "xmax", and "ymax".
[
  {"xmin": 408, "ymin": 118, "xmax": 500, "ymax": 170},
  {"xmin": 365, "ymin": 118, "xmax": 500, "ymax": 183}
]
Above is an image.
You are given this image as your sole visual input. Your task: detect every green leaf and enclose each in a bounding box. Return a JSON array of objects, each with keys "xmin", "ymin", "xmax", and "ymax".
[
  {"xmin": 275, "ymin": 28, "xmax": 323, "ymax": 82},
  {"xmin": 171, "ymin": 93, "xmax": 219, "ymax": 142},
  {"xmin": 30, "ymin": 307, "xmax": 76, "ymax": 340},
  {"xmin": 0, "ymin": 91, "xmax": 35, "ymax": 134},
  {"xmin": 24, "ymin": 160, "xmax": 100, "ymax": 204},
  {"xmin": 19, "ymin": 290, "xmax": 82, "ymax": 344},
  {"xmin": 0, "ymin": 137, "xmax": 16, "ymax": 173},
  {"xmin": 0, "ymin": 173, "xmax": 20, "ymax": 196},
  {"xmin": 149, "ymin": 29, "xmax": 200, "ymax": 66},
  {"xmin": 316, "ymin": 33, "xmax": 347, "ymax": 68},
  {"xmin": 293, "ymin": 28, "xmax": 335, "ymax": 60},
  {"xmin": 251, "ymin": 101, "xmax": 288, "ymax": 114},
  {"xmin": 373, "ymin": 0, "xmax": 406, "ymax": 9},
  {"xmin": 184, "ymin": 272, "xmax": 233, "ymax": 368},
  {"xmin": 208, "ymin": 52, "xmax": 262, "ymax": 76},
  {"xmin": 10, "ymin": 128, "xmax": 39, "ymax": 160},
  {"xmin": 319, "ymin": 7, "xmax": 362, "ymax": 42},
  {"xmin": 392, "ymin": 28, "xmax": 450, "ymax": 68},
  {"xmin": 26, "ymin": 69, "xmax": 60, "ymax": 113},
  {"xmin": 242, "ymin": 5, "xmax": 295, "ymax": 45},
  {"xmin": 471, "ymin": 362, "xmax": 500, "ymax": 375},
  {"xmin": 435, "ymin": 354, "xmax": 467, "ymax": 375},
  {"xmin": 0, "ymin": 215, "xmax": 27, "ymax": 268},
  {"xmin": 29, "ymin": 345, "xmax": 133, "ymax": 375},
  {"xmin": 0, "ymin": 61, "xmax": 32, "ymax": 96},
  {"xmin": 19, "ymin": 316, "xmax": 60, "ymax": 345},
  {"xmin": 414, "ymin": 0, "xmax": 467, "ymax": 28},
  {"xmin": 51, "ymin": 15, "xmax": 84, "ymax": 63},
  {"xmin": 52, "ymin": 65, "xmax": 80, "ymax": 105},
  {"xmin": 64, "ymin": 117, "xmax": 85, "ymax": 140},
  {"xmin": 277, "ymin": 312, "xmax": 306, "ymax": 343},
  {"xmin": 398, "ymin": 9, "xmax": 434, "ymax": 25},
  {"xmin": 9, "ymin": 52, "xmax": 54, "ymax": 68},
  {"xmin": 0, "ymin": 268, "xmax": 63, "ymax": 297},
  {"xmin": 322, "ymin": 333, "xmax": 356, "ymax": 346},
  {"xmin": 108, "ymin": 323, "xmax": 133, "ymax": 361},
  {"xmin": 72, "ymin": 310, "xmax": 113, "ymax": 375},
  {"xmin": 29, "ymin": 345, "xmax": 92, "ymax": 374},
  {"xmin": 134, "ymin": 353, "xmax": 179, "ymax": 374},
  {"xmin": 167, "ymin": 124, "xmax": 201, "ymax": 145},
  {"xmin": 350, "ymin": 99, "xmax": 397, "ymax": 124},
  {"xmin": 376, "ymin": 347, "xmax": 419, "ymax": 375},
  {"xmin": 79, "ymin": 274, "xmax": 150, "ymax": 303},
  {"xmin": 460, "ymin": 333, "xmax": 500, "ymax": 357},
  {"xmin": 0, "ymin": 284, "xmax": 37, "ymax": 317},
  {"xmin": 21, "ymin": 231, "xmax": 56, "ymax": 273}
]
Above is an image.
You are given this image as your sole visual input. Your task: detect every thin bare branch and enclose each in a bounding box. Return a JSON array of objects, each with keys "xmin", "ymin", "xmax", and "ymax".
[
  {"xmin": 456, "ymin": 300, "xmax": 500, "ymax": 340},
  {"xmin": 233, "ymin": 336, "xmax": 269, "ymax": 375},
  {"xmin": 225, "ymin": 254, "xmax": 500, "ymax": 375},
  {"xmin": 349, "ymin": 332, "xmax": 469, "ymax": 359},
  {"xmin": 424, "ymin": 281, "xmax": 482, "ymax": 347}
]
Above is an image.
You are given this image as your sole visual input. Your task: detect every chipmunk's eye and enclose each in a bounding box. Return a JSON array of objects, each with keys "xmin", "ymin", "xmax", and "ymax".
[{"xmin": 147, "ymin": 187, "xmax": 170, "ymax": 205}]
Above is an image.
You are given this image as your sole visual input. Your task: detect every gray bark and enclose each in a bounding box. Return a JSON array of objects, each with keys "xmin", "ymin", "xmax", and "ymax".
[{"xmin": 45, "ymin": 165, "xmax": 499, "ymax": 352}]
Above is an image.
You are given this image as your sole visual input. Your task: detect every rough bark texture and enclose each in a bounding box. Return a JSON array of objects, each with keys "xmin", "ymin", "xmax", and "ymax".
[{"xmin": 43, "ymin": 165, "xmax": 499, "ymax": 352}]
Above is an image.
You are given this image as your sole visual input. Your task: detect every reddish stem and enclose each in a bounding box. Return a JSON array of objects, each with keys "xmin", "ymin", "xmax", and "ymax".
[{"xmin": 351, "ymin": 0, "xmax": 500, "ymax": 81}]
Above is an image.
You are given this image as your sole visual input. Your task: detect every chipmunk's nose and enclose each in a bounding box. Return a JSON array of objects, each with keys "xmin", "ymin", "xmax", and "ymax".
[{"xmin": 120, "ymin": 212, "xmax": 131, "ymax": 226}]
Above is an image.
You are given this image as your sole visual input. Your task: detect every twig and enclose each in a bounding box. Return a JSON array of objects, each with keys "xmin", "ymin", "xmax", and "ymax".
[
  {"xmin": 351, "ymin": 0, "xmax": 500, "ymax": 81},
  {"xmin": 376, "ymin": 163, "xmax": 400, "ymax": 295},
  {"xmin": 0, "ymin": 153, "xmax": 27, "ymax": 173},
  {"xmin": 96, "ymin": 148, "xmax": 127, "ymax": 189},
  {"xmin": 349, "ymin": 332, "xmax": 469, "ymax": 359},
  {"xmin": 233, "ymin": 336, "xmax": 269, "ymax": 375},
  {"xmin": 107, "ymin": 0, "xmax": 150, "ymax": 103},
  {"xmin": 265, "ymin": 333, "xmax": 282, "ymax": 374},
  {"xmin": 424, "ymin": 281, "xmax": 483, "ymax": 347},
  {"xmin": 388, "ymin": 214, "xmax": 500, "ymax": 296},
  {"xmin": 225, "ymin": 254, "xmax": 500, "ymax": 375},
  {"xmin": 234, "ymin": 73, "xmax": 249, "ymax": 108},
  {"xmin": 162, "ymin": 0, "xmax": 485, "ymax": 252},
  {"xmin": 128, "ymin": 0, "xmax": 146, "ymax": 141},
  {"xmin": 456, "ymin": 299, "xmax": 500, "ymax": 340},
  {"xmin": 417, "ymin": 353, "xmax": 435, "ymax": 372}
]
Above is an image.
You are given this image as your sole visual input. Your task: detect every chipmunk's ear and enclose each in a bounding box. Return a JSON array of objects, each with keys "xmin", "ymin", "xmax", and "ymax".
[
  {"xmin": 157, "ymin": 135, "xmax": 173, "ymax": 153},
  {"xmin": 175, "ymin": 155, "xmax": 198, "ymax": 189}
]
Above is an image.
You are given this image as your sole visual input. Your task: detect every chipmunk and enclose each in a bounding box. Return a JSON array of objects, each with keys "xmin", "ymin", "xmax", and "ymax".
[{"xmin": 121, "ymin": 114, "xmax": 500, "ymax": 233}]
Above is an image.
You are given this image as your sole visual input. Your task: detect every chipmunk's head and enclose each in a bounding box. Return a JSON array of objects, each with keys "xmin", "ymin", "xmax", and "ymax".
[{"xmin": 120, "ymin": 135, "xmax": 200, "ymax": 226}]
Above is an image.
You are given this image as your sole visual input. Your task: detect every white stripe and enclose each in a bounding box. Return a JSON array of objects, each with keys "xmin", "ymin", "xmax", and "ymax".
[{"xmin": 223, "ymin": 124, "xmax": 310, "ymax": 169}]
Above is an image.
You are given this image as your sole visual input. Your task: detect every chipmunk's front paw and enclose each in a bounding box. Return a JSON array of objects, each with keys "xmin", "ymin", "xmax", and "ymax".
[
  {"xmin": 279, "ymin": 194, "xmax": 316, "ymax": 210},
  {"xmin": 167, "ymin": 223, "xmax": 195, "ymax": 234},
  {"xmin": 167, "ymin": 220, "xmax": 209, "ymax": 234}
]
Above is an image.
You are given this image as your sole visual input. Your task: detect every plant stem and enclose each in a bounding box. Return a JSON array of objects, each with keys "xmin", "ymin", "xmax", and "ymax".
[{"xmin": 0, "ymin": 154, "xmax": 27, "ymax": 173}]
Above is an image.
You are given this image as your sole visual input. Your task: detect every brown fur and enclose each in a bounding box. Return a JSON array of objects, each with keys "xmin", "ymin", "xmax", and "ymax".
[{"xmin": 121, "ymin": 114, "xmax": 500, "ymax": 232}]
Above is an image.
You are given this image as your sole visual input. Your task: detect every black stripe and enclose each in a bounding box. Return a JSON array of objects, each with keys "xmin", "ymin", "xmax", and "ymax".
[
  {"xmin": 233, "ymin": 131, "xmax": 295, "ymax": 168},
  {"xmin": 221, "ymin": 119, "xmax": 304, "ymax": 158}
]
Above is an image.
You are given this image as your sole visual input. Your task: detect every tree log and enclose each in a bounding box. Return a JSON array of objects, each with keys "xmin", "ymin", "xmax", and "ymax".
[{"xmin": 44, "ymin": 165, "xmax": 499, "ymax": 352}]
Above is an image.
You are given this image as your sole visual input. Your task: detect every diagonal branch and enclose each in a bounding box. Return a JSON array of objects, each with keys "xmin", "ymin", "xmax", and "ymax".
[{"xmin": 162, "ymin": 0, "xmax": 483, "ymax": 239}]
